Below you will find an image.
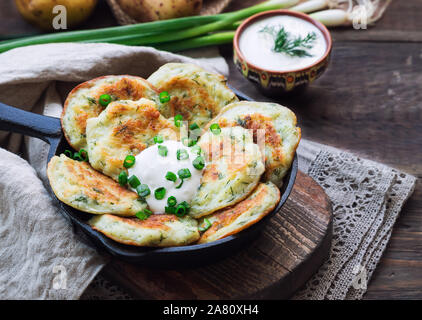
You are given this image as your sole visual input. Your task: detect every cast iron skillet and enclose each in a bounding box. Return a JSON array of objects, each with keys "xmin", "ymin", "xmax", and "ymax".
[{"xmin": 0, "ymin": 87, "xmax": 298, "ymax": 266}]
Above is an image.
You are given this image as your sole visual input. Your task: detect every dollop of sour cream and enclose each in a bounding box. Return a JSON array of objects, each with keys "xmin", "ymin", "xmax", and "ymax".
[
  {"xmin": 239, "ymin": 15, "xmax": 327, "ymax": 72},
  {"xmin": 128, "ymin": 140, "xmax": 204, "ymax": 214}
]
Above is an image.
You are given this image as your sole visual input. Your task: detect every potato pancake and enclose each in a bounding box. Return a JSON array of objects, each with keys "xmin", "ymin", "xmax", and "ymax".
[
  {"xmin": 62, "ymin": 75, "xmax": 159, "ymax": 150},
  {"xmin": 86, "ymin": 98, "xmax": 178, "ymax": 181},
  {"xmin": 198, "ymin": 182, "xmax": 280, "ymax": 244},
  {"xmin": 190, "ymin": 126, "xmax": 265, "ymax": 218},
  {"xmin": 47, "ymin": 154, "xmax": 146, "ymax": 216},
  {"xmin": 147, "ymin": 63, "xmax": 238, "ymax": 128},
  {"xmin": 88, "ymin": 214, "xmax": 200, "ymax": 247},
  {"xmin": 206, "ymin": 101, "xmax": 301, "ymax": 187}
]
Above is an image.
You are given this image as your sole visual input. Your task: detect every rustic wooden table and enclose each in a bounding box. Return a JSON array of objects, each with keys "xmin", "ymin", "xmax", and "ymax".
[{"xmin": 1, "ymin": 0, "xmax": 420, "ymax": 299}]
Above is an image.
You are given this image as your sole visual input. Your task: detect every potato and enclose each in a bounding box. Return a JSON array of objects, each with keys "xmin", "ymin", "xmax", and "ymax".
[
  {"xmin": 116, "ymin": 0, "xmax": 202, "ymax": 22},
  {"xmin": 14, "ymin": 0, "xmax": 98, "ymax": 31}
]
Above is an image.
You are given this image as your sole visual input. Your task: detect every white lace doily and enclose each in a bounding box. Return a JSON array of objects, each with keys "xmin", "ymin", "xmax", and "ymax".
[{"xmin": 81, "ymin": 139, "xmax": 416, "ymax": 300}]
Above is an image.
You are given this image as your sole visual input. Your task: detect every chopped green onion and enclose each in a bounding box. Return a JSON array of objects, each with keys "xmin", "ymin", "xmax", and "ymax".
[
  {"xmin": 175, "ymin": 205, "xmax": 187, "ymax": 217},
  {"xmin": 154, "ymin": 135, "xmax": 164, "ymax": 144},
  {"xmin": 175, "ymin": 168, "xmax": 191, "ymax": 189},
  {"xmin": 159, "ymin": 91, "xmax": 171, "ymax": 103},
  {"xmin": 167, "ymin": 196, "xmax": 177, "ymax": 207},
  {"xmin": 158, "ymin": 145, "xmax": 168, "ymax": 157},
  {"xmin": 64, "ymin": 149, "xmax": 89, "ymax": 162},
  {"xmin": 136, "ymin": 184, "xmax": 151, "ymax": 197},
  {"xmin": 178, "ymin": 168, "xmax": 191, "ymax": 179},
  {"xmin": 123, "ymin": 155, "xmax": 136, "ymax": 168},
  {"xmin": 187, "ymin": 138, "xmax": 197, "ymax": 147},
  {"xmin": 73, "ymin": 152, "xmax": 83, "ymax": 161},
  {"xmin": 210, "ymin": 123, "xmax": 221, "ymax": 135},
  {"xmin": 199, "ymin": 218, "xmax": 212, "ymax": 232},
  {"xmin": 181, "ymin": 137, "xmax": 189, "ymax": 146},
  {"xmin": 176, "ymin": 149, "xmax": 189, "ymax": 160},
  {"xmin": 191, "ymin": 145, "xmax": 203, "ymax": 156},
  {"xmin": 193, "ymin": 156, "xmax": 205, "ymax": 170},
  {"xmin": 165, "ymin": 206, "xmax": 176, "ymax": 214},
  {"xmin": 99, "ymin": 94, "xmax": 112, "ymax": 107},
  {"xmin": 79, "ymin": 149, "xmax": 89, "ymax": 162},
  {"xmin": 136, "ymin": 209, "xmax": 152, "ymax": 220},
  {"xmin": 181, "ymin": 137, "xmax": 197, "ymax": 147},
  {"xmin": 174, "ymin": 114, "xmax": 183, "ymax": 127},
  {"xmin": 175, "ymin": 180, "xmax": 184, "ymax": 189},
  {"xmin": 64, "ymin": 150, "xmax": 73, "ymax": 158},
  {"xmin": 128, "ymin": 175, "xmax": 141, "ymax": 188},
  {"xmin": 154, "ymin": 187, "xmax": 166, "ymax": 200},
  {"xmin": 175, "ymin": 201, "xmax": 190, "ymax": 217},
  {"xmin": 118, "ymin": 171, "xmax": 128, "ymax": 186},
  {"xmin": 165, "ymin": 171, "xmax": 177, "ymax": 182},
  {"xmin": 189, "ymin": 123, "xmax": 199, "ymax": 130}
]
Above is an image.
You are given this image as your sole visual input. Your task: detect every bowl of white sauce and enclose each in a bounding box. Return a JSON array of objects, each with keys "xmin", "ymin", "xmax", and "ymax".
[{"xmin": 233, "ymin": 10, "xmax": 332, "ymax": 95}]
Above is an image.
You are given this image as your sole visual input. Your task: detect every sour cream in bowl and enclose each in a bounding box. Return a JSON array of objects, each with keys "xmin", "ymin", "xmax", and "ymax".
[{"xmin": 233, "ymin": 10, "xmax": 332, "ymax": 96}]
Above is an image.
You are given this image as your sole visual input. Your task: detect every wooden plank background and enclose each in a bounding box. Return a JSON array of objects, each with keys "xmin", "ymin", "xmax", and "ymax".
[{"xmin": 0, "ymin": 0, "xmax": 420, "ymax": 299}]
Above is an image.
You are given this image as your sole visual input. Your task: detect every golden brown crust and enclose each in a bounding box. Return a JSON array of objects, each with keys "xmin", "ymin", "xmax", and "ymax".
[
  {"xmin": 61, "ymin": 75, "xmax": 159, "ymax": 150},
  {"xmin": 147, "ymin": 63, "xmax": 238, "ymax": 128},
  {"xmin": 47, "ymin": 154, "xmax": 146, "ymax": 216},
  {"xmin": 205, "ymin": 101, "xmax": 301, "ymax": 187},
  {"xmin": 198, "ymin": 182, "xmax": 280, "ymax": 243},
  {"xmin": 89, "ymin": 214, "xmax": 200, "ymax": 247},
  {"xmin": 86, "ymin": 98, "xmax": 178, "ymax": 181}
]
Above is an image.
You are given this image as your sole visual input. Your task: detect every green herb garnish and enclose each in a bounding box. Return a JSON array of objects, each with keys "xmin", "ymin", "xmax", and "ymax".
[
  {"xmin": 136, "ymin": 184, "xmax": 151, "ymax": 197},
  {"xmin": 136, "ymin": 209, "xmax": 152, "ymax": 220},
  {"xmin": 128, "ymin": 175, "xmax": 141, "ymax": 188},
  {"xmin": 178, "ymin": 168, "xmax": 191, "ymax": 179},
  {"xmin": 165, "ymin": 206, "xmax": 176, "ymax": 214},
  {"xmin": 210, "ymin": 123, "xmax": 221, "ymax": 135},
  {"xmin": 159, "ymin": 91, "xmax": 171, "ymax": 103},
  {"xmin": 118, "ymin": 171, "xmax": 128, "ymax": 186},
  {"xmin": 165, "ymin": 171, "xmax": 177, "ymax": 182},
  {"xmin": 154, "ymin": 187, "xmax": 166, "ymax": 200},
  {"xmin": 158, "ymin": 145, "xmax": 168, "ymax": 157},
  {"xmin": 175, "ymin": 201, "xmax": 190, "ymax": 217},
  {"xmin": 176, "ymin": 149, "xmax": 189, "ymax": 160},
  {"xmin": 167, "ymin": 196, "xmax": 177, "ymax": 207},
  {"xmin": 199, "ymin": 218, "xmax": 212, "ymax": 232},
  {"xmin": 174, "ymin": 114, "xmax": 183, "ymax": 127},
  {"xmin": 260, "ymin": 25, "xmax": 316, "ymax": 57},
  {"xmin": 192, "ymin": 156, "xmax": 205, "ymax": 170},
  {"xmin": 64, "ymin": 149, "xmax": 88, "ymax": 162},
  {"xmin": 154, "ymin": 135, "xmax": 164, "ymax": 144},
  {"xmin": 99, "ymin": 94, "xmax": 112, "ymax": 107},
  {"xmin": 191, "ymin": 145, "xmax": 203, "ymax": 156},
  {"xmin": 123, "ymin": 155, "xmax": 136, "ymax": 168}
]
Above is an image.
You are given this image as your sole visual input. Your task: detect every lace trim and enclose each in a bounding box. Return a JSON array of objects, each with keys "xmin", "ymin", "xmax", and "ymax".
[{"xmin": 293, "ymin": 151, "xmax": 415, "ymax": 299}]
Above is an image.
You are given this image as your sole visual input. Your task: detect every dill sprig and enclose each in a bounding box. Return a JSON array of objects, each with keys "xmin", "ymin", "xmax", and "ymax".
[{"xmin": 260, "ymin": 25, "xmax": 317, "ymax": 58}]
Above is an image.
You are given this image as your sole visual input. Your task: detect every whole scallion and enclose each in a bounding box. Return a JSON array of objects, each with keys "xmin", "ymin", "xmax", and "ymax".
[{"xmin": 0, "ymin": 1, "xmax": 301, "ymax": 54}]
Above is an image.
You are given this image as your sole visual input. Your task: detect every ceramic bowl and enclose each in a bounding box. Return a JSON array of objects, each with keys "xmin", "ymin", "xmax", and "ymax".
[{"xmin": 233, "ymin": 9, "xmax": 332, "ymax": 96}]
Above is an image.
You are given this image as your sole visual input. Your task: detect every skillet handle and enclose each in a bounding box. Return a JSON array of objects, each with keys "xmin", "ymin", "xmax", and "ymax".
[{"xmin": 0, "ymin": 102, "xmax": 62, "ymax": 143}]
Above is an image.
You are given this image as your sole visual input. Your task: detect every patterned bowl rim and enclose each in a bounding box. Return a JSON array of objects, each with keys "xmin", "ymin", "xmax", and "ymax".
[{"xmin": 233, "ymin": 9, "xmax": 333, "ymax": 75}]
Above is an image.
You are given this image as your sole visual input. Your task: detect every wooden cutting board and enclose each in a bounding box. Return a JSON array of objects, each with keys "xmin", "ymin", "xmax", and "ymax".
[{"xmin": 103, "ymin": 171, "xmax": 333, "ymax": 299}]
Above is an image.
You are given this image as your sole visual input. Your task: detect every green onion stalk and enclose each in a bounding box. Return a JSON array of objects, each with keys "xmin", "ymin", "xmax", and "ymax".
[
  {"xmin": 87, "ymin": 0, "xmax": 299, "ymax": 46},
  {"xmin": 0, "ymin": 0, "xmax": 359, "ymax": 54},
  {"xmin": 0, "ymin": 0, "xmax": 299, "ymax": 53}
]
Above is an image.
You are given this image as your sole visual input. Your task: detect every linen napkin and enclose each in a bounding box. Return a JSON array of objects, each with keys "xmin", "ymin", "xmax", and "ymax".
[{"xmin": 0, "ymin": 43, "xmax": 415, "ymax": 300}]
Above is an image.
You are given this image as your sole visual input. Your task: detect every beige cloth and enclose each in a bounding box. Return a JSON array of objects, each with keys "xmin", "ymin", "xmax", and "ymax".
[{"xmin": 0, "ymin": 43, "xmax": 415, "ymax": 300}]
